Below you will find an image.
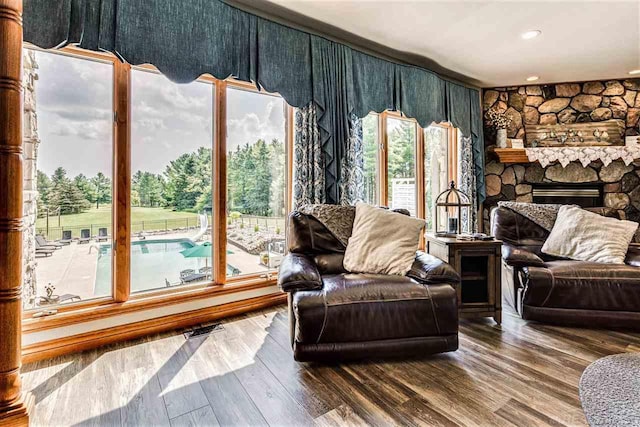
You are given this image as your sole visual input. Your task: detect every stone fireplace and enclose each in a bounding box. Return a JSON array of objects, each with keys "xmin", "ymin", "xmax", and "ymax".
[{"xmin": 482, "ymin": 78, "xmax": 640, "ymax": 230}]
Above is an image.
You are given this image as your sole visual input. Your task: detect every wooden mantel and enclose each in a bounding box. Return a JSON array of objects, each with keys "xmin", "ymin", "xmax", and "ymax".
[{"xmin": 490, "ymin": 148, "xmax": 530, "ymax": 163}]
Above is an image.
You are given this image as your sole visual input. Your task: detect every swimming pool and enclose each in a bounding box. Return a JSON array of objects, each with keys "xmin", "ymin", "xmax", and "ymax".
[{"xmin": 94, "ymin": 238, "xmax": 240, "ymax": 295}]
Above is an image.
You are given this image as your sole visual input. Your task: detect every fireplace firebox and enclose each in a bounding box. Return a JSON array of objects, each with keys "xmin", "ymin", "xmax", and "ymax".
[{"xmin": 531, "ymin": 183, "xmax": 603, "ymax": 208}]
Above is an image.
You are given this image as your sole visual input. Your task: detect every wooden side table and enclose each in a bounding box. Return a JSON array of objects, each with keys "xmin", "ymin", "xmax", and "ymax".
[{"xmin": 425, "ymin": 234, "xmax": 503, "ymax": 324}]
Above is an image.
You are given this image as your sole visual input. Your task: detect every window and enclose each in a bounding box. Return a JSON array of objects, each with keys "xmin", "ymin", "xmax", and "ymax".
[
  {"xmin": 361, "ymin": 112, "xmax": 458, "ymax": 229},
  {"xmin": 386, "ymin": 116, "xmax": 417, "ymax": 216},
  {"xmin": 20, "ymin": 46, "xmax": 296, "ymax": 331},
  {"xmin": 226, "ymin": 87, "xmax": 287, "ymax": 278},
  {"xmin": 362, "ymin": 114, "xmax": 379, "ymax": 205},
  {"xmin": 130, "ymin": 67, "xmax": 214, "ymax": 293},
  {"xmin": 24, "ymin": 48, "xmax": 114, "ymax": 309},
  {"xmin": 424, "ymin": 125, "xmax": 451, "ymax": 231}
]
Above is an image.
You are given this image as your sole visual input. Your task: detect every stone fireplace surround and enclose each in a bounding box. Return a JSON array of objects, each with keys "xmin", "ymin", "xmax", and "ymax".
[{"xmin": 482, "ymin": 78, "xmax": 640, "ymax": 231}]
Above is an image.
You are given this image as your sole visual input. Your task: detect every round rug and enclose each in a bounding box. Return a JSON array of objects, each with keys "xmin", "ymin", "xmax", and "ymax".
[{"xmin": 579, "ymin": 353, "xmax": 640, "ymax": 426}]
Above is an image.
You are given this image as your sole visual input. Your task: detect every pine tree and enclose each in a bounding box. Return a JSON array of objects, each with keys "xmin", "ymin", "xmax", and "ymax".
[
  {"xmin": 74, "ymin": 173, "xmax": 96, "ymax": 207},
  {"xmin": 249, "ymin": 140, "xmax": 272, "ymax": 216},
  {"xmin": 269, "ymin": 139, "xmax": 285, "ymax": 217},
  {"xmin": 91, "ymin": 172, "xmax": 111, "ymax": 209},
  {"xmin": 47, "ymin": 168, "xmax": 91, "ymax": 214},
  {"xmin": 37, "ymin": 170, "xmax": 52, "ymax": 209}
]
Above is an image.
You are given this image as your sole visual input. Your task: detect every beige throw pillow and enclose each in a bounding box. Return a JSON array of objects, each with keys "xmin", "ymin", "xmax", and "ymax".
[
  {"xmin": 541, "ymin": 205, "xmax": 638, "ymax": 264},
  {"xmin": 343, "ymin": 202, "xmax": 425, "ymax": 275}
]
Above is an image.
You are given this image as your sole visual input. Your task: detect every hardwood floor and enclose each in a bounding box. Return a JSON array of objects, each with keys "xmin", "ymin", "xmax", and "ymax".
[{"xmin": 22, "ymin": 305, "xmax": 640, "ymax": 426}]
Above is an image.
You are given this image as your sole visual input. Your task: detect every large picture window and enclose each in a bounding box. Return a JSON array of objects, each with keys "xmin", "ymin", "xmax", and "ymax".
[
  {"xmin": 129, "ymin": 67, "xmax": 214, "ymax": 293},
  {"xmin": 386, "ymin": 116, "xmax": 417, "ymax": 216},
  {"xmin": 362, "ymin": 114, "xmax": 379, "ymax": 205},
  {"xmin": 362, "ymin": 112, "xmax": 458, "ymax": 228},
  {"xmin": 424, "ymin": 125, "xmax": 451, "ymax": 231},
  {"xmin": 226, "ymin": 87, "xmax": 287, "ymax": 278},
  {"xmin": 22, "ymin": 46, "xmax": 293, "ymax": 323},
  {"xmin": 24, "ymin": 48, "xmax": 114, "ymax": 310}
]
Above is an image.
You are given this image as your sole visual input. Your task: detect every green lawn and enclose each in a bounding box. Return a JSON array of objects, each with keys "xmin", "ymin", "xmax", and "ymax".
[
  {"xmin": 36, "ymin": 205, "xmax": 199, "ymax": 228},
  {"xmin": 36, "ymin": 206, "xmax": 202, "ymax": 239},
  {"xmin": 36, "ymin": 205, "xmax": 286, "ymax": 240}
]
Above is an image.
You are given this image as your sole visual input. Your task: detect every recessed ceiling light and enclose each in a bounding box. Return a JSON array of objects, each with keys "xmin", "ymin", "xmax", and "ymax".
[
  {"xmin": 629, "ymin": 69, "xmax": 640, "ymax": 75},
  {"xmin": 526, "ymin": 76, "xmax": 539, "ymax": 82},
  {"xmin": 521, "ymin": 30, "xmax": 542, "ymax": 40}
]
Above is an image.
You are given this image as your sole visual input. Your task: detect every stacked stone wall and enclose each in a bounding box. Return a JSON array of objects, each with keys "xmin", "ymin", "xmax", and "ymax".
[
  {"xmin": 22, "ymin": 50, "xmax": 39, "ymax": 303},
  {"xmin": 483, "ymin": 79, "xmax": 640, "ymax": 230}
]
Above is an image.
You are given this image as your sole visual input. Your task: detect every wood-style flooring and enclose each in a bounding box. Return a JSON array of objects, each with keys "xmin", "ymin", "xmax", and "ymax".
[{"xmin": 22, "ymin": 305, "xmax": 640, "ymax": 426}]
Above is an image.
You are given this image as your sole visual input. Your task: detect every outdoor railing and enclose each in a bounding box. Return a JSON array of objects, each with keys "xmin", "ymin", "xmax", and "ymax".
[
  {"xmin": 37, "ymin": 215, "xmax": 287, "ymax": 241},
  {"xmin": 37, "ymin": 217, "xmax": 200, "ymax": 241}
]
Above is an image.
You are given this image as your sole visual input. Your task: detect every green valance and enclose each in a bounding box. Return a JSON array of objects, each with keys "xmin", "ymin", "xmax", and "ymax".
[{"xmin": 23, "ymin": 0, "xmax": 486, "ymax": 204}]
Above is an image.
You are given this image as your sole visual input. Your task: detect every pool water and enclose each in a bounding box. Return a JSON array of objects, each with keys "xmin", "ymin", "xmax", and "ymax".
[{"xmin": 95, "ymin": 239, "xmax": 239, "ymax": 295}]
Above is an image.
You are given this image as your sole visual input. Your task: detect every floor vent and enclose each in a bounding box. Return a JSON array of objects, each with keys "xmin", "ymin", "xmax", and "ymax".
[{"xmin": 183, "ymin": 323, "xmax": 224, "ymax": 339}]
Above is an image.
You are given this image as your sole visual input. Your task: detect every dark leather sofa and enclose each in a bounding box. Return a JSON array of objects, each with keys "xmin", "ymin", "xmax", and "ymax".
[
  {"xmin": 277, "ymin": 210, "xmax": 460, "ymax": 361},
  {"xmin": 492, "ymin": 206, "xmax": 640, "ymax": 329}
]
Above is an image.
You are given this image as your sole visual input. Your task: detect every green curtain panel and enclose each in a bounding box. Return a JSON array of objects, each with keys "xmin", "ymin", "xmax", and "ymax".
[
  {"xmin": 350, "ymin": 51, "xmax": 396, "ymax": 117},
  {"xmin": 311, "ymin": 37, "xmax": 353, "ymax": 204},
  {"xmin": 23, "ymin": 0, "xmax": 486, "ymax": 204}
]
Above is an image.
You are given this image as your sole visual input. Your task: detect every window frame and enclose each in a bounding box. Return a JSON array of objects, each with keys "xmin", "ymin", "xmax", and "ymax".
[
  {"xmin": 22, "ymin": 45, "xmax": 294, "ymax": 330},
  {"xmin": 369, "ymin": 110, "xmax": 459, "ymax": 223}
]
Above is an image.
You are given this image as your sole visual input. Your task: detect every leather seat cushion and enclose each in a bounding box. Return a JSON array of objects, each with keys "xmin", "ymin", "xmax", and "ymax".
[
  {"xmin": 292, "ymin": 274, "xmax": 457, "ymax": 344},
  {"xmin": 524, "ymin": 261, "xmax": 640, "ymax": 312}
]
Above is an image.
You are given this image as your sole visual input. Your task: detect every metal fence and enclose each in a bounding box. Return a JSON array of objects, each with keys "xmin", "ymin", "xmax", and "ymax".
[
  {"xmin": 36, "ymin": 217, "xmax": 200, "ymax": 241},
  {"xmin": 232, "ymin": 215, "xmax": 286, "ymax": 231},
  {"xmin": 36, "ymin": 215, "xmax": 287, "ymax": 241}
]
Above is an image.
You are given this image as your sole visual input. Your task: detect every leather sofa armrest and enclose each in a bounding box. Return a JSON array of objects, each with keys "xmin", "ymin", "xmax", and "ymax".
[
  {"xmin": 278, "ymin": 253, "xmax": 323, "ymax": 293},
  {"xmin": 408, "ymin": 251, "xmax": 460, "ymax": 285},
  {"xmin": 625, "ymin": 245, "xmax": 640, "ymax": 267},
  {"xmin": 502, "ymin": 245, "xmax": 545, "ymax": 268}
]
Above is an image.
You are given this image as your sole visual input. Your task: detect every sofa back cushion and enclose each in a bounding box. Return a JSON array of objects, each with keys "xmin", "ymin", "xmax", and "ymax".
[
  {"xmin": 541, "ymin": 205, "xmax": 638, "ymax": 264},
  {"xmin": 491, "ymin": 205, "xmax": 624, "ymax": 257},
  {"xmin": 287, "ymin": 211, "xmax": 346, "ymax": 255},
  {"xmin": 344, "ymin": 203, "xmax": 425, "ymax": 276}
]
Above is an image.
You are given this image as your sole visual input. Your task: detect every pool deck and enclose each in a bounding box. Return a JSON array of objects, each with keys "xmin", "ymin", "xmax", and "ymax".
[
  {"xmin": 34, "ymin": 240, "xmax": 101, "ymax": 303},
  {"xmin": 31, "ymin": 230, "xmax": 276, "ymax": 309}
]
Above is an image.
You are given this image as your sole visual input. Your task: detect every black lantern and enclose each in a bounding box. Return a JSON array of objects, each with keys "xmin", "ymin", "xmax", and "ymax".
[{"xmin": 434, "ymin": 181, "xmax": 471, "ymax": 237}]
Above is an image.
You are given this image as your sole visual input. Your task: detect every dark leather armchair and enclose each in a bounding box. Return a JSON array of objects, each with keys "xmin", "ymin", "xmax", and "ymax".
[
  {"xmin": 492, "ymin": 206, "xmax": 640, "ymax": 329},
  {"xmin": 278, "ymin": 210, "xmax": 460, "ymax": 361}
]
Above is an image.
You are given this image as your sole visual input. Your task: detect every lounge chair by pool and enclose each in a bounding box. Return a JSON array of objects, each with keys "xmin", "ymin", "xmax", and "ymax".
[
  {"xmin": 79, "ymin": 229, "xmax": 91, "ymax": 244},
  {"xmin": 36, "ymin": 235, "xmax": 62, "ymax": 250},
  {"xmin": 96, "ymin": 227, "xmax": 109, "ymax": 242},
  {"xmin": 34, "ymin": 293, "xmax": 81, "ymax": 305},
  {"xmin": 180, "ymin": 268, "xmax": 207, "ymax": 284},
  {"xmin": 35, "ymin": 240, "xmax": 55, "ymax": 257},
  {"xmin": 59, "ymin": 230, "xmax": 72, "ymax": 245}
]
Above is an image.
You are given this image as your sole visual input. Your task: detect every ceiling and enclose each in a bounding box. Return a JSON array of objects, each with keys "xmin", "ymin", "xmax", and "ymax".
[{"xmin": 259, "ymin": 0, "xmax": 640, "ymax": 88}]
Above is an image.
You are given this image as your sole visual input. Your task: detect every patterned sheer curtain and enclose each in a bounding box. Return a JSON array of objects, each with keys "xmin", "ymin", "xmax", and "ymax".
[
  {"xmin": 340, "ymin": 115, "xmax": 365, "ymax": 205},
  {"xmin": 294, "ymin": 104, "xmax": 365, "ymax": 209},
  {"xmin": 293, "ymin": 103, "xmax": 324, "ymax": 209},
  {"xmin": 458, "ymin": 135, "xmax": 478, "ymax": 232}
]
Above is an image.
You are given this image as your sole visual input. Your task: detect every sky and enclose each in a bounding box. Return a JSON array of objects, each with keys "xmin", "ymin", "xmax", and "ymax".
[{"xmin": 34, "ymin": 49, "xmax": 286, "ymax": 178}]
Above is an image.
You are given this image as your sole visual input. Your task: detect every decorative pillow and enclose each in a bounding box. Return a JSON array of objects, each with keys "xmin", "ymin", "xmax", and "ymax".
[
  {"xmin": 541, "ymin": 205, "xmax": 638, "ymax": 264},
  {"xmin": 343, "ymin": 202, "xmax": 425, "ymax": 275}
]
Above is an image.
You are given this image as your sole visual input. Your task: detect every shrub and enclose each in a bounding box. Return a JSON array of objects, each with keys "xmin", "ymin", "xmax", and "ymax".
[{"xmin": 254, "ymin": 224, "xmax": 260, "ymax": 232}]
